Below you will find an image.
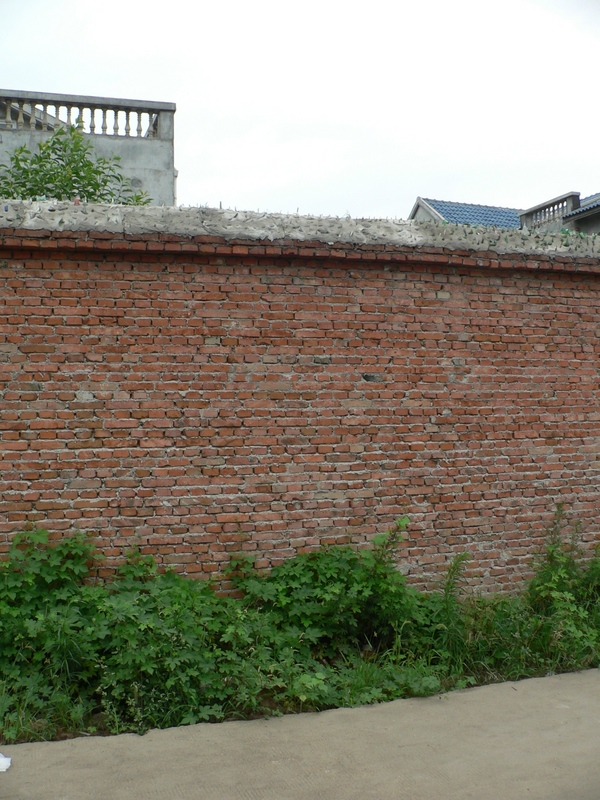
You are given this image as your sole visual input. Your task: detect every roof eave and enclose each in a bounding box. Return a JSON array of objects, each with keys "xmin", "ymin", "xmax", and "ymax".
[
  {"xmin": 564, "ymin": 204, "xmax": 600, "ymax": 221},
  {"xmin": 408, "ymin": 197, "xmax": 445, "ymax": 222}
]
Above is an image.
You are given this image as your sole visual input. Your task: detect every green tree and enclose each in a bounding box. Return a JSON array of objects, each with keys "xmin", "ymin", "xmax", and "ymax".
[{"xmin": 0, "ymin": 125, "xmax": 150, "ymax": 205}]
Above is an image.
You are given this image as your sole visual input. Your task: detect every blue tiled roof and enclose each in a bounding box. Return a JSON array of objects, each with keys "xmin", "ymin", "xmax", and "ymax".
[
  {"xmin": 424, "ymin": 198, "xmax": 521, "ymax": 229},
  {"xmin": 564, "ymin": 192, "xmax": 600, "ymax": 219}
]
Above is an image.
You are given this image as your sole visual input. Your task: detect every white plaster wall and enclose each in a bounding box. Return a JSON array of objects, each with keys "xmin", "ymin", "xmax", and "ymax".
[{"xmin": 0, "ymin": 129, "xmax": 176, "ymax": 206}]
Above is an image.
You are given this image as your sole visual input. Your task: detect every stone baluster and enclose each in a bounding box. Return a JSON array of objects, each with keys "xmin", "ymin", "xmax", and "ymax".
[{"xmin": 1, "ymin": 93, "xmax": 173, "ymax": 145}]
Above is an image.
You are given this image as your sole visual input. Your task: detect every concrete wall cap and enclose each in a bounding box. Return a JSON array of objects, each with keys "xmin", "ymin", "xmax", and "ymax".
[{"xmin": 1, "ymin": 200, "xmax": 600, "ymax": 257}]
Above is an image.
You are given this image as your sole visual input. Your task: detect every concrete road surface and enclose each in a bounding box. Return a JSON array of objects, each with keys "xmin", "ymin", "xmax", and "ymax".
[{"xmin": 1, "ymin": 670, "xmax": 599, "ymax": 800}]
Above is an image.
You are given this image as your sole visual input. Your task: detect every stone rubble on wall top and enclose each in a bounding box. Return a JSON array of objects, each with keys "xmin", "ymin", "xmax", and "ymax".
[{"xmin": 1, "ymin": 200, "xmax": 600, "ymax": 258}]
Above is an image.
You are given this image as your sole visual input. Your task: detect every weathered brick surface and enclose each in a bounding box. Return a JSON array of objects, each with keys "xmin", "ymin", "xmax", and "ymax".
[{"xmin": 1, "ymin": 229, "xmax": 599, "ymax": 590}]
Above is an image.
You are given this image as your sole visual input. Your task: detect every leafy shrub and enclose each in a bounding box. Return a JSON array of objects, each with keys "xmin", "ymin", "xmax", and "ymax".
[
  {"xmin": 2, "ymin": 508, "xmax": 600, "ymax": 744},
  {"xmin": 0, "ymin": 530, "xmax": 102, "ymax": 741},
  {"xmin": 0, "ymin": 125, "xmax": 150, "ymax": 204},
  {"xmin": 230, "ymin": 517, "xmax": 416, "ymax": 656}
]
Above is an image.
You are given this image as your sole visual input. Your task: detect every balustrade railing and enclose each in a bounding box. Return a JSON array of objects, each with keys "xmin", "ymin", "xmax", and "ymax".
[
  {"xmin": 0, "ymin": 90, "xmax": 175, "ymax": 140},
  {"xmin": 519, "ymin": 192, "xmax": 580, "ymax": 231}
]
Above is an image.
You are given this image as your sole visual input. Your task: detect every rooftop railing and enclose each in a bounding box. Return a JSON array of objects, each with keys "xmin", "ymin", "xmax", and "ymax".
[
  {"xmin": 519, "ymin": 192, "xmax": 580, "ymax": 231},
  {"xmin": 0, "ymin": 90, "xmax": 175, "ymax": 140}
]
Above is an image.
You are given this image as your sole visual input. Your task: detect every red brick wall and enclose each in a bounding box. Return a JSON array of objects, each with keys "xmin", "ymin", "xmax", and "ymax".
[{"xmin": 1, "ymin": 229, "xmax": 599, "ymax": 590}]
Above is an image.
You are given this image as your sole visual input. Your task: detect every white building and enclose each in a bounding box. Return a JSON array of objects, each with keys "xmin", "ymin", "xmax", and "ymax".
[{"xmin": 0, "ymin": 89, "xmax": 177, "ymax": 206}]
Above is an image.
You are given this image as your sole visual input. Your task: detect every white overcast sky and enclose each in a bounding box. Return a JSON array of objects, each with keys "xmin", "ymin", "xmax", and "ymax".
[{"xmin": 3, "ymin": 0, "xmax": 599, "ymax": 218}]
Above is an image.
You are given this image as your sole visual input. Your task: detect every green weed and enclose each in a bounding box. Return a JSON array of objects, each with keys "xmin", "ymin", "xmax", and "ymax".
[{"xmin": 1, "ymin": 509, "xmax": 599, "ymax": 744}]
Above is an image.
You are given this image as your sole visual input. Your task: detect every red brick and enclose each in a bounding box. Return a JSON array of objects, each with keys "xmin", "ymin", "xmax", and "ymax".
[{"xmin": 0, "ymin": 228, "xmax": 599, "ymax": 591}]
